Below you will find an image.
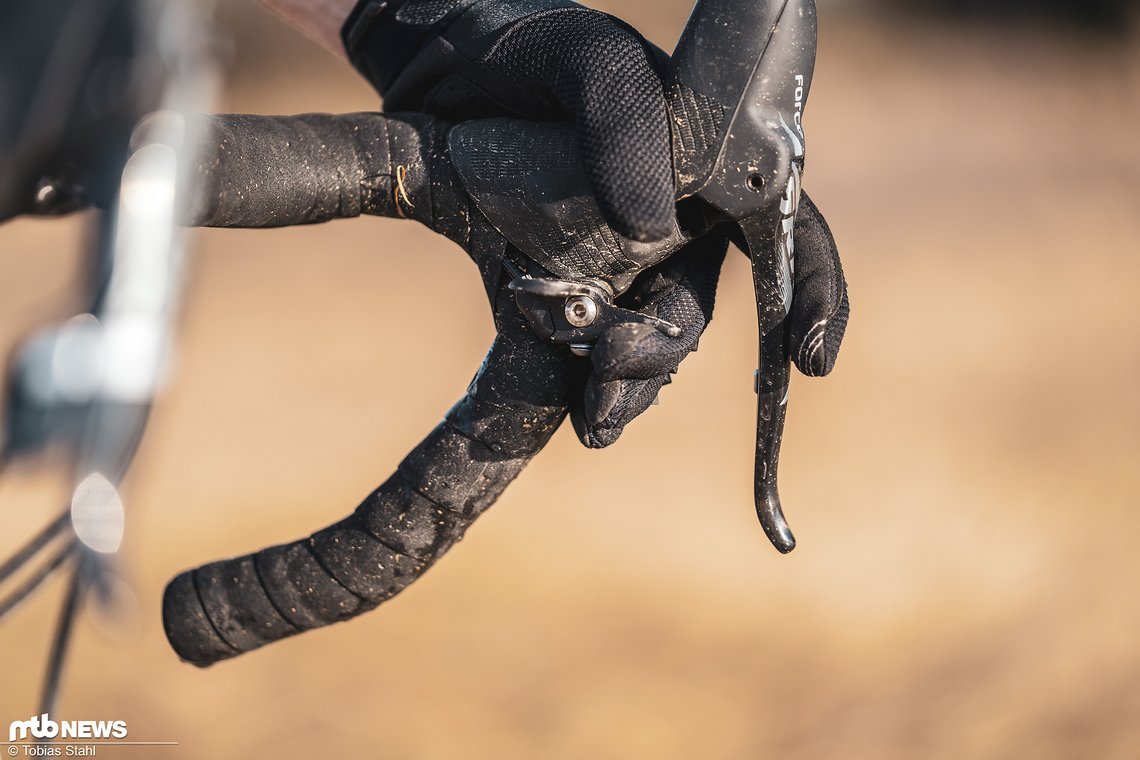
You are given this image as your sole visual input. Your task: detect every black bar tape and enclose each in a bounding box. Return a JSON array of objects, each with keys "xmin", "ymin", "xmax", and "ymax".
[
  {"xmin": 185, "ymin": 112, "xmax": 429, "ymax": 228},
  {"xmin": 163, "ymin": 318, "xmax": 578, "ymax": 667},
  {"xmin": 162, "ymin": 88, "xmax": 733, "ymax": 665}
]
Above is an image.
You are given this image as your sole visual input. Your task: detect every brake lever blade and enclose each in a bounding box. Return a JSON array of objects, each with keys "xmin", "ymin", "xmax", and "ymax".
[
  {"xmin": 672, "ymin": 0, "xmax": 817, "ymax": 552},
  {"xmin": 737, "ymin": 165, "xmax": 801, "ymax": 554}
]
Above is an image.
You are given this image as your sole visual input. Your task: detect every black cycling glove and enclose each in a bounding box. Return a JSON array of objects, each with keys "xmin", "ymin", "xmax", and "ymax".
[
  {"xmin": 574, "ymin": 193, "xmax": 847, "ymax": 448},
  {"xmin": 340, "ymin": 0, "xmax": 675, "ymax": 244},
  {"xmin": 185, "ymin": 107, "xmax": 847, "ymax": 446}
]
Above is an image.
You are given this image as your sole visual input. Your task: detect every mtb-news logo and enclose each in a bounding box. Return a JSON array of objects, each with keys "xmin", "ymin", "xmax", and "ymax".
[{"xmin": 9, "ymin": 714, "xmax": 127, "ymax": 742}]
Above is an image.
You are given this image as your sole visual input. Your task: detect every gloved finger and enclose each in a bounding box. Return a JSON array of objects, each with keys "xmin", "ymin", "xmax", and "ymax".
[
  {"xmin": 572, "ymin": 233, "xmax": 728, "ymax": 448},
  {"xmin": 570, "ymin": 299, "xmax": 696, "ymax": 448},
  {"xmin": 590, "ymin": 315, "xmax": 692, "ymax": 384},
  {"xmin": 788, "ymin": 191, "xmax": 850, "ymax": 378},
  {"xmin": 572, "ymin": 373, "xmax": 669, "ymax": 449},
  {"xmin": 591, "ymin": 232, "xmax": 728, "ymax": 383},
  {"xmin": 507, "ymin": 9, "xmax": 675, "ymax": 242}
]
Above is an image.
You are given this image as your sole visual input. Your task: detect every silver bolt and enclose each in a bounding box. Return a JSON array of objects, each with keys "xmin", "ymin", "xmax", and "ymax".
[{"xmin": 564, "ymin": 296, "xmax": 598, "ymax": 328}]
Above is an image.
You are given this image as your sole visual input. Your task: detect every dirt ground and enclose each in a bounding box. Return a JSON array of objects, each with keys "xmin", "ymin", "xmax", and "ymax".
[{"xmin": 2, "ymin": 2, "xmax": 1139, "ymax": 758}]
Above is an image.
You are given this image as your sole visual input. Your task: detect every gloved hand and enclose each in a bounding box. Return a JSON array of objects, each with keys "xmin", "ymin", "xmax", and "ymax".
[
  {"xmin": 574, "ymin": 191, "xmax": 847, "ymax": 449},
  {"xmin": 337, "ymin": 0, "xmax": 718, "ymax": 449},
  {"xmin": 162, "ymin": 0, "xmax": 849, "ymax": 667},
  {"xmin": 187, "ymin": 105, "xmax": 848, "ymax": 450},
  {"xmin": 341, "ymin": 0, "xmax": 675, "ymax": 244},
  {"xmin": 166, "ymin": 106, "xmax": 847, "ymax": 665},
  {"xmin": 337, "ymin": 1, "xmax": 847, "ymax": 449}
]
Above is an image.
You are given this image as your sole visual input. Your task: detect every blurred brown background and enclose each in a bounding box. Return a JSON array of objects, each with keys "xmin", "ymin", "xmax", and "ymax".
[{"xmin": 2, "ymin": 1, "xmax": 1139, "ymax": 757}]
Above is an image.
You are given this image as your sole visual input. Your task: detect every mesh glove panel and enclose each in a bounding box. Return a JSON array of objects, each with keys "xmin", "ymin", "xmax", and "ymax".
[{"xmin": 343, "ymin": 0, "xmax": 674, "ymax": 242}]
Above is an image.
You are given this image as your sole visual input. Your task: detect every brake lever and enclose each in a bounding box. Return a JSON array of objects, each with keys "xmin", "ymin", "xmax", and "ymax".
[
  {"xmin": 673, "ymin": 0, "xmax": 818, "ymax": 552},
  {"xmin": 735, "ymin": 165, "xmax": 802, "ymax": 553}
]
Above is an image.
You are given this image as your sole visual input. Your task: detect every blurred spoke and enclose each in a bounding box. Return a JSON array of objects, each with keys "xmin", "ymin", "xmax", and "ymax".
[
  {"xmin": 0, "ymin": 509, "xmax": 71, "ymax": 584},
  {"xmin": 0, "ymin": 539, "xmax": 77, "ymax": 620},
  {"xmin": 38, "ymin": 551, "xmax": 94, "ymax": 721}
]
